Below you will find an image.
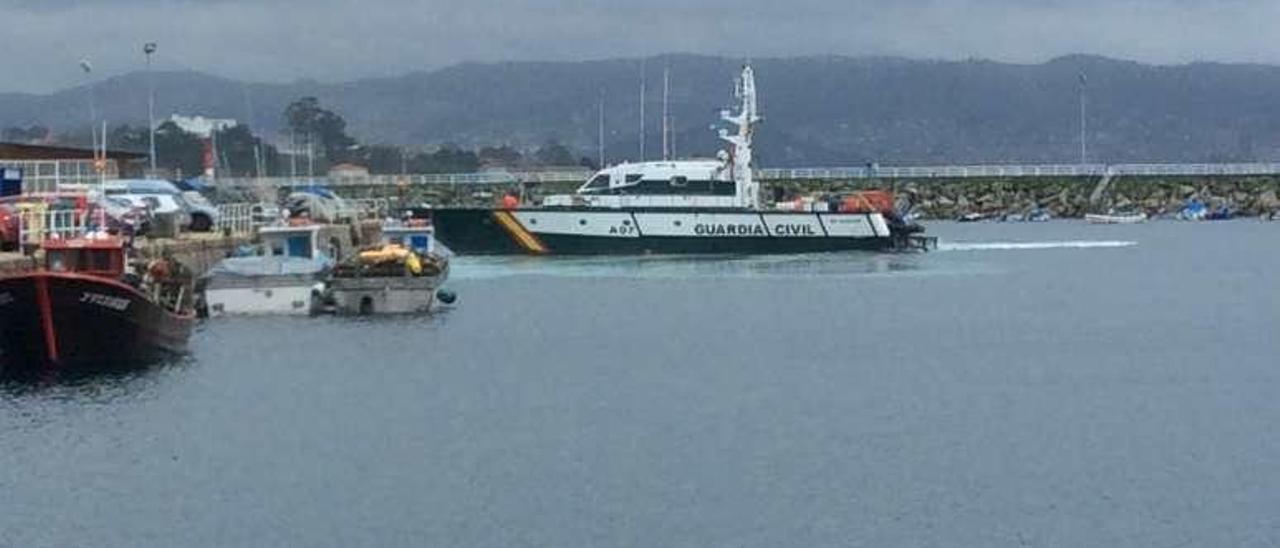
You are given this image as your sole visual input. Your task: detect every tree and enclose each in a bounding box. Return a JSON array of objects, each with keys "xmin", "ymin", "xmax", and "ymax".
[
  {"xmin": 283, "ymin": 97, "xmax": 357, "ymax": 165},
  {"xmin": 2, "ymin": 125, "xmax": 51, "ymax": 144},
  {"xmin": 407, "ymin": 144, "xmax": 480, "ymax": 174},
  {"xmin": 106, "ymin": 125, "xmax": 148, "ymax": 151},
  {"xmin": 533, "ymin": 140, "xmax": 576, "ymax": 166},
  {"xmin": 358, "ymin": 145, "xmax": 410, "ymax": 174},
  {"xmin": 214, "ymin": 124, "xmax": 280, "ymax": 177},
  {"xmin": 152, "ymin": 121, "xmax": 204, "ymax": 178},
  {"xmin": 478, "ymin": 145, "xmax": 522, "ymax": 168}
]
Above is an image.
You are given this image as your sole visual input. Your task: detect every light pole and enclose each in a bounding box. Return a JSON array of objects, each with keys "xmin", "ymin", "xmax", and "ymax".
[
  {"xmin": 144, "ymin": 42, "xmax": 158, "ymax": 176},
  {"xmin": 79, "ymin": 59, "xmax": 96, "ymax": 153},
  {"xmin": 1078, "ymin": 72, "xmax": 1087, "ymax": 165}
]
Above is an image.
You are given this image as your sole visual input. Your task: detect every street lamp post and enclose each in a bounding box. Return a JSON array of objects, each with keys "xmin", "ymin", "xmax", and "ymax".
[
  {"xmin": 1078, "ymin": 72, "xmax": 1087, "ymax": 165},
  {"xmin": 79, "ymin": 59, "xmax": 96, "ymax": 152},
  {"xmin": 144, "ymin": 42, "xmax": 158, "ymax": 176}
]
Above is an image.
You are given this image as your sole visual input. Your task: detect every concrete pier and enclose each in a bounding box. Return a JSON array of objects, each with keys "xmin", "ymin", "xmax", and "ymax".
[{"xmin": 0, "ymin": 233, "xmax": 251, "ymax": 277}]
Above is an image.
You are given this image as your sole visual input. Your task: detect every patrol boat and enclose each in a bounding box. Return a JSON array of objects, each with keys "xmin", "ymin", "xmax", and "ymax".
[{"xmin": 431, "ymin": 65, "xmax": 930, "ymax": 255}]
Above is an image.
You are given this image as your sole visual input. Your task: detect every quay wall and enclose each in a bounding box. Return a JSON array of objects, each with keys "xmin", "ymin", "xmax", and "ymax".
[
  {"xmin": 136, "ymin": 234, "xmax": 254, "ymax": 277},
  {"xmin": 374, "ymin": 175, "xmax": 1280, "ymax": 218}
]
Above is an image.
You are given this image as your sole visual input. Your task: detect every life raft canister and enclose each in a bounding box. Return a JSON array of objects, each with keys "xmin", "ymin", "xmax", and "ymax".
[
  {"xmin": 500, "ymin": 194, "xmax": 519, "ymax": 210},
  {"xmin": 839, "ymin": 190, "xmax": 896, "ymax": 214}
]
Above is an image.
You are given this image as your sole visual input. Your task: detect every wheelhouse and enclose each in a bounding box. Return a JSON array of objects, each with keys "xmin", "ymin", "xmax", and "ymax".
[
  {"xmin": 258, "ymin": 225, "xmax": 330, "ymax": 260},
  {"xmin": 576, "ymin": 161, "xmax": 734, "ymax": 197},
  {"xmin": 43, "ymin": 237, "xmax": 126, "ymax": 278},
  {"xmin": 381, "ymin": 225, "xmax": 435, "ymax": 256}
]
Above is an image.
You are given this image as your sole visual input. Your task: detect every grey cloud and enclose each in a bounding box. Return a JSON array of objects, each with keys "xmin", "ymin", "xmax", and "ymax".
[{"xmin": 1, "ymin": 0, "xmax": 1276, "ymax": 92}]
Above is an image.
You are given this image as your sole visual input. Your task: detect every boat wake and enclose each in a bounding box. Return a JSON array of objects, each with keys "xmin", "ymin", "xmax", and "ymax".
[{"xmin": 938, "ymin": 240, "xmax": 1137, "ymax": 252}]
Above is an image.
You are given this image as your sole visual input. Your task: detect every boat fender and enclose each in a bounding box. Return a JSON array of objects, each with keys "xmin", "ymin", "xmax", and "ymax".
[
  {"xmin": 405, "ymin": 252, "xmax": 423, "ymax": 276},
  {"xmin": 436, "ymin": 289, "xmax": 457, "ymax": 305}
]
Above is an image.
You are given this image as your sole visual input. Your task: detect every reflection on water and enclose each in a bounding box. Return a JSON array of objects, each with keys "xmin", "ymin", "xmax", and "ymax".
[
  {"xmin": 454, "ymin": 251, "xmax": 928, "ymax": 280},
  {"xmin": 938, "ymin": 240, "xmax": 1138, "ymax": 251},
  {"xmin": 1, "ymin": 355, "xmax": 192, "ymax": 395}
]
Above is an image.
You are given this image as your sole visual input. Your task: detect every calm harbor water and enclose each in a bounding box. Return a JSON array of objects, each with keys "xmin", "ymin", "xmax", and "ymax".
[{"xmin": 4, "ymin": 220, "xmax": 1279, "ymax": 547}]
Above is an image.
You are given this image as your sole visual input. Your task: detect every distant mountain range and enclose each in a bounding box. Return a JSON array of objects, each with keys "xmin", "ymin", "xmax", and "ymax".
[{"xmin": 5, "ymin": 54, "xmax": 1280, "ymax": 167}]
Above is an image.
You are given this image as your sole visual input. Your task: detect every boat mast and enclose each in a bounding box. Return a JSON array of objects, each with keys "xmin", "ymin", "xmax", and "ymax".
[
  {"xmin": 662, "ymin": 66, "xmax": 670, "ymax": 161},
  {"xmin": 639, "ymin": 60, "xmax": 646, "ymax": 162},
  {"xmin": 719, "ymin": 64, "xmax": 761, "ymax": 209}
]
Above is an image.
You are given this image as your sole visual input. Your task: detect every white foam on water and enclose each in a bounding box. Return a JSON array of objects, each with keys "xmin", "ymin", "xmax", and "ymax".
[{"xmin": 939, "ymin": 240, "xmax": 1138, "ymax": 251}]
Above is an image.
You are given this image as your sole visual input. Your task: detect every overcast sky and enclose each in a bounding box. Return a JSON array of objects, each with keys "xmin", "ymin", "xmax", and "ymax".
[{"xmin": 2, "ymin": 0, "xmax": 1277, "ymax": 93}]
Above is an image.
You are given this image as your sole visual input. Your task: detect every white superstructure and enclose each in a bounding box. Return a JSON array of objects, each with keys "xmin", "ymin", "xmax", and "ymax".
[{"xmin": 544, "ymin": 64, "xmax": 763, "ymax": 210}]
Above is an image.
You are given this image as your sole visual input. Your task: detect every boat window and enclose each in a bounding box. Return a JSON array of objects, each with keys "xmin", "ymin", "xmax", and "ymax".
[
  {"xmin": 603, "ymin": 178, "xmax": 736, "ymax": 196},
  {"xmin": 86, "ymin": 250, "xmax": 115, "ymax": 272},
  {"xmin": 583, "ymin": 175, "xmax": 609, "ymax": 192},
  {"xmin": 47, "ymin": 250, "xmax": 72, "ymax": 271},
  {"xmin": 624, "ymin": 174, "xmax": 642, "ymax": 184},
  {"xmin": 286, "ymin": 235, "xmax": 313, "ymax": 258}
]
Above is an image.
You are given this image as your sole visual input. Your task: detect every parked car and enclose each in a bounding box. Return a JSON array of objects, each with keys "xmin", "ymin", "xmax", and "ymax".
[
  {"xmin": 283, "ymin": 188, "xmax": 355, "ymax": 223},
  {"xmin": 0, "ymin": 203, "xmax": 18, "ymax": 251},
  {"xmin": 98, "ymin": 179, "xmax": 198, "ymax": 231},
  {"xmin": 179, "ymin": 190, "xmax": 220, "ymax": 232},
  {"xmin": 251, "ymin": 203, "xmax": 283, "ymax": 224},
  {"xmin": 95, "ymin": 196, "xmax": 151, "ymax": 236}
]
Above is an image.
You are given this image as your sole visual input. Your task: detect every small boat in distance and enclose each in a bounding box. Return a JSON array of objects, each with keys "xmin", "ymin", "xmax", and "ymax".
[
  {"xmin": 1085, "ymin": 212, "xmax": 1148, "ymax": 224},
  {"xmin": 0, "ymin": 235, "xmax": 194, "ymax": 378}
]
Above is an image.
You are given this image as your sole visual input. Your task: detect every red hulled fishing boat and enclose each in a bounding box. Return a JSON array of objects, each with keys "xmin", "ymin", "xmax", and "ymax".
[{"xmin": 0, "ymin": 235, "xmax": 194, "ymax": 378}]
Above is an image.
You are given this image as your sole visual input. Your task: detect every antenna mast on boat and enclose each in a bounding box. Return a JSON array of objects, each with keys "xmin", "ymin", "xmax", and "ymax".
[
  {"xmin": 719, "ymin": 64, "xmax": 761, "ymax": 209},
  {"xmin": 597, "ymin": 89, "xmax": 605, "ymax": 168},
  {"xmin": 662, "ymin": 65, "xmax": 670, "ymax": 161},
  {"xmin": 639, "ymin": 60, "xmax": 646, "ymax": 161}
]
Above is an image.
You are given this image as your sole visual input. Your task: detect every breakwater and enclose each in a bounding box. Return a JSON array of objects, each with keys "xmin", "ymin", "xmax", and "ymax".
[
  {"xmin": 798, "ymin": 176, "xmax": 1280, "ymax": 219},
  {"xmin": 371, "ymin": 175, "xmax": 1280, "ymax": 219}
]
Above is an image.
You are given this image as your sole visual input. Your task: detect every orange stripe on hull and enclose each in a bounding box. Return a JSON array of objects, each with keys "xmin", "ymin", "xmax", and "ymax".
[{"xmin": 492, "ymin": 211, "xmax": 548, "ymax": 254}]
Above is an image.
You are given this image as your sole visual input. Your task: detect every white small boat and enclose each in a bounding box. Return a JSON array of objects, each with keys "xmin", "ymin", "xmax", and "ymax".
[
  {"xmin": 1085, "ymin": 212, "xmax": 1148, "ymax": 224},
  {"xmin": 200, "ymin": 224, "xmax": 345, "ymax": 317}
]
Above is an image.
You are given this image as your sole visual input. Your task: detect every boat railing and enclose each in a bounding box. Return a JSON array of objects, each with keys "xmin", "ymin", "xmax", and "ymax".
[{"xmin": 17, "ymin": 206, "xmax": 108, "ymax": 249}]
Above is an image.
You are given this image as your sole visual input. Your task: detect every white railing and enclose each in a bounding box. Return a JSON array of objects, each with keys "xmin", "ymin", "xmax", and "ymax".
[
  {"xmin": 215, "ymin": 203, "xmax": 265, "ymax": 235},
  {"xmin": 757, "ymin": 162, "xmax": 1280, "ymax": 180},
  {"xmin": 17, "ymin": 207, "xmax": 108, "ymax": 248},
  {"xmin": 216, "ymin": 170, "xmax": 593, "ymax": 189},
  {"xmin": 209, "ymin": 162, "xmax": 1280, "ymax": 189},
  {"xmin": 0, "ymin": 159, "xmax": 119, "ymax": 194}
]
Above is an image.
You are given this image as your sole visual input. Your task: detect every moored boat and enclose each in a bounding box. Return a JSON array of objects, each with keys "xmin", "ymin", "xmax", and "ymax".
[
  {"xmin": 199, "ymin": 224, "xmax": 343, "ymax": 317},
  {"xmin": 0, "ymin": 236, "xmax": 194, "ymax": 378},
  {"xmin": 317, "ymin": 241, "xmax": 450, "ymax": 315},
  {"xmin": 431, "ymin": 65, "xmax": 932, "ymax": 256},
  {"xmin": 1085, "ymin": 212, "xmax": 1148, "ymax": 224}
]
